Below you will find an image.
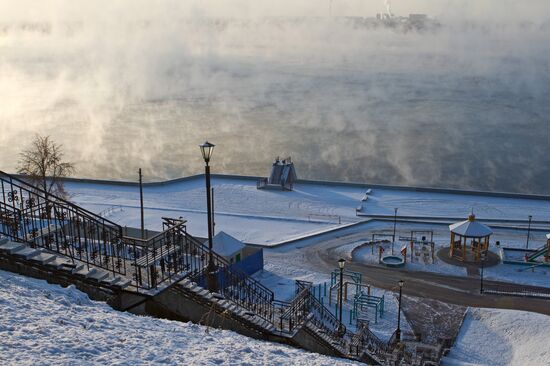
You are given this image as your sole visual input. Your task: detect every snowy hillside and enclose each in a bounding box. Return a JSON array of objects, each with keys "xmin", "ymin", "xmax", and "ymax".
[
  {"xmin": 443, "ymin": 307, "xmax": 550, "ymax": 366},
  {"xmin": 0, "ymin": 270, "xmax": 358, "ymax": 365}
]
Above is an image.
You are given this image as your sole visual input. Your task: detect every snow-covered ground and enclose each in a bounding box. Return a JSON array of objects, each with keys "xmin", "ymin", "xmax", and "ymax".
[
  {"xmin": 443, "ymin": 307, "xmax": 550, "ymax": 366},
  {"xmin": 65, "ymin": 177, "xmax": 363, "ymax": 245},
  {"xmin": 64, "ymin": 176, "xmax": 550, "ymax": 246},
  {"xmin": 360, "ymin": 189, "xmax": 550, "ymax": 221},
  {"xmin": 0, "ymin": 270, "xmax": 359, "ymax": 366}
]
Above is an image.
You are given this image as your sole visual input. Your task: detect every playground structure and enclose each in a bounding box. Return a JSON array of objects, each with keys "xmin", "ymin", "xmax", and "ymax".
[
  {"xmin": 305, "ymin": 268, "xmax": 386, "ymax": 327},
  {"xmin": 380, "ymin": 255, "xmax": 405, "ymax": 268},
  {"xmin": 499, "ymin": 233, "xmax": 550, "ymax": 268},
  {"xmin": 398, "ymin": 230, "xmax": 436, "ymax": 264},
  {"xmin": 449, "ymin": 214, "xmax": 493, "ymax": 262}
]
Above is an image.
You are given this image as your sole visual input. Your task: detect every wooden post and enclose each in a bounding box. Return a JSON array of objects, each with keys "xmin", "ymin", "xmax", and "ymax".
[
  {"xmin": 450, "ymin": 232, "xmax": 455, "ymax": 257},
  {"xmin": 462, "ymin": 235, "xmax": 466, "ymax": 261}
]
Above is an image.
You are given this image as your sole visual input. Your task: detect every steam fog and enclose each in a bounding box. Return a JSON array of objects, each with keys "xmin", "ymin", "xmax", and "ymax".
[{"xmin": 1, "ymin": 1, "xmax": 549, "ymax": 193}]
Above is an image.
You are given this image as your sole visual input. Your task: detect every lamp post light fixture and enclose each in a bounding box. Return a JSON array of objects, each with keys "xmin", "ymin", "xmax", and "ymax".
[
  {"xmin": 200, "ymin": 141, "xmax": 217, "ymax": 292},
  {"xmin": 392, "ymin": 207, "xmax": 398, "ymax": 255},
  {"xmin": 396, "ymin": 280, "xmax": 404, "ymax": 342},
  {"xmin": 338, "ymin": 258, "xmax": 345, "ymax": 326},
  {"xmin": 526, "ymin": 215, "xmax": 532, "ymax": 249}
]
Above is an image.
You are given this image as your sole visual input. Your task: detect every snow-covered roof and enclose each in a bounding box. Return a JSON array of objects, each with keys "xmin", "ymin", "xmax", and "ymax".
[
  {"xmin": 210, "ymin": 231, "xmax": 245, "ymax": 257},
  {"xmin": 449, "ymin": 215, "xmax": 493, "ymax": 237}
]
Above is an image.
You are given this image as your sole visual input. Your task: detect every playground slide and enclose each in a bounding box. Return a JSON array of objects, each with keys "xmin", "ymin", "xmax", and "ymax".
[{"xmin": 527, "ymin": 244, "xmax": 548, "ymax": 261}]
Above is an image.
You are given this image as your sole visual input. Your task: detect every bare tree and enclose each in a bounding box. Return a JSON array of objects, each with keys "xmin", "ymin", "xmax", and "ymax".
[{"xmin": 17, "ymin": 135, "xmax": 75, "ymax": 199}]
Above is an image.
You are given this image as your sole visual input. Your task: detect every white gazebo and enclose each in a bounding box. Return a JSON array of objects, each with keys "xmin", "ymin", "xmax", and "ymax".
[
  {"xmin": 449, "ymin": 214, "xmax": 493, "ymax": 262},
  {"xmin": 211, "ymin": 231, "xmax": 245, "ymax": 264}
]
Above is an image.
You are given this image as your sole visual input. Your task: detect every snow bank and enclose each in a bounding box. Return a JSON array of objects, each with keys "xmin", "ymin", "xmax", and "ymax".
[
  {"xmin": 444, "ymin": 308, "xmax": 550, "ymax": 366},
  {"xmin": 0, "ymin": 270, "xmax": 359, "ymax": 365}
]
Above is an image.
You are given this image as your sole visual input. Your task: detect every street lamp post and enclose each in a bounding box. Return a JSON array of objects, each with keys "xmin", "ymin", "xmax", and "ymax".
[
  {"xmin": 396, "ymin": 280, "xmax": 404, "ymax": 342},
  {"xmin": 480, "ymin": 251, "xmax": 486, "ymax": 294},
  {"xmin": 392, "ymin": 208, "xmax": 398, "ymax": 255},
  {"xmin": 526, "ymin": 215, "xmax": 532, "ymax": 249},
  {"xmin": 200, "ymin": 141, "xmax": 217, "ymax": 292},
  {"xmin": 338, "ymin": 258, "xmax": 345, "ymax": 326}
]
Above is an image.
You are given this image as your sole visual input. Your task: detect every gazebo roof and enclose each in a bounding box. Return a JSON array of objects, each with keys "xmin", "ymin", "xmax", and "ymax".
[{"xmin": 449, "ymin": 215, "xmax": 493, "ymax": 238}]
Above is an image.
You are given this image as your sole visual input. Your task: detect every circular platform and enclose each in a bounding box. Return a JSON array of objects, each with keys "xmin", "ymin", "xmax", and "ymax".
[
  {"xmin": 381, "ymin": 255, "xmax": 405, "ymax": 268},
  {"xmin": 436, "ymin": 247, "xmax": 500, "ymax": 268}
]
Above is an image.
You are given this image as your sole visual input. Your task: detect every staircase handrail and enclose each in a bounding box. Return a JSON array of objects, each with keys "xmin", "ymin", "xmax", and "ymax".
[{"xmin": 0, "ymin": 171, "xmax": 121, "ymax": 229}]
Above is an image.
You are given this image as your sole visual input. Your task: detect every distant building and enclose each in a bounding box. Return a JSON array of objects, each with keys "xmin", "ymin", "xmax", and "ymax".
[{"xmin": 257, "ymin": 157, "xmax": 298, "ymax": 191}]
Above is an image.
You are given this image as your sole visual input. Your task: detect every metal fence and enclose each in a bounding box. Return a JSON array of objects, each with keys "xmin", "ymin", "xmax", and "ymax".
[{"xmin": 483, "ymin": 283, "xmax": 550, "ymax": 299}]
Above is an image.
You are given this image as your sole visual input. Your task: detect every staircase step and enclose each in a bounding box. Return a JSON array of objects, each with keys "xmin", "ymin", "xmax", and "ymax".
[
  {"xmin": 44, "ymin": 257, "xmax": 72, "ymax": 269},
  {"xmin": 100, "ymin": 275, "xmax": 122, "ymax": 286},
  {"xmin": 197, "ymin": 289, "xmax": 210, "ymax": 297},
  {"xmin": 0, "ymin": 241, "xmax": 27, "ymax": 254},
  {"xmin": 12, "ymin": 246, "xmax": 41, "ymax": 260},
  {"xmin": 0, "ymin": 236, "xmax": 8, "ymax": 245},
  {"xmin": 73, "ymin": 266, "xmax": 91, "ymax": 277},
  {"xmin": 85, "ymin": 268, "xmax": 110, "ymax": 282},
  {"xmin": 28, "ymin": 252, "xmax": 57, "ymax": 265},
  {"xmin": 59, "ymin": 262, "xmax": 85, "ymax": 274},
  {"xmin": 114, "ymin": 279, "xmax": 132, "ymax": 289}
]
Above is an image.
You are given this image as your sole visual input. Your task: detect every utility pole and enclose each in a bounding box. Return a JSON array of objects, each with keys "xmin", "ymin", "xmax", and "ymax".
[
  {"xmin": 392, "ymin": 208, "xmax": 398, "ymax": 255},
  {"xmin": 526, "ymin": 215, "xmax": 532, "ymax": 249},
  {"xmin": 338, "ymin": 259, "xmax": 345, "ymax": 326},
  {"xmin": 396, "ymin": 280, "xmax": 404, "ymax": 342},
  {"xmin": 139, "ymin": 168, "xmax": 145, "ymax": 240}
]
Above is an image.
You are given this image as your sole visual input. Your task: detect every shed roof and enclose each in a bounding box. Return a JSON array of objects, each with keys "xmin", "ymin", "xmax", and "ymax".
[
  {"xmin": 449, "ymin": 215, "xmax": 493, "ymax": 238},
  {"xmin": 210, "ymin": 231, "xmax": 245, "ymax": 257}
]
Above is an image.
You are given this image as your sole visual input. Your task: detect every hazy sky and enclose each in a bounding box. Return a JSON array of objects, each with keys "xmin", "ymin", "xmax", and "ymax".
[{"xmin": 1, "ymin": 0, "xmax": 549, "ymax": 22}]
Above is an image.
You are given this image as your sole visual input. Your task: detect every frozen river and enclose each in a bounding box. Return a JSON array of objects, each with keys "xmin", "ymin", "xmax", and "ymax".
[{"xmin": 2, "ymin": 13, "xmax": 549, "ymax": 194}]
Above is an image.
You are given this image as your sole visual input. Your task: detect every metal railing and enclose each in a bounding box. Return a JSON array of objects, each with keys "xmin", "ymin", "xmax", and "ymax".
[
  {"xmin": 183, "ymin": 232, "xmax": 275, "ymax": 322},
  {"xmin": 278, "ymin": 280, "xmax": 347, "ymax": 349},
  {"xmin": 1, "ymin": 171, "xmax": 126, "ymax": 277},
  {"xmin": 0, "ymin": 171, "xmax": 277, "ymax": 326},
  {"xmin": 483, "ymin": 283, "xmax": 550, "ymax": 299},
  {"xmin": 349, "ymin": 321, "xmax": 389, "ymax": 359}
]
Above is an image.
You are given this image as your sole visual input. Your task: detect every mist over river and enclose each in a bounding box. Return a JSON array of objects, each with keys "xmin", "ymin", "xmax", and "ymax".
[{"xmin": 1, "ymin": 1, "xmax": 549, "ymax": 193}]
